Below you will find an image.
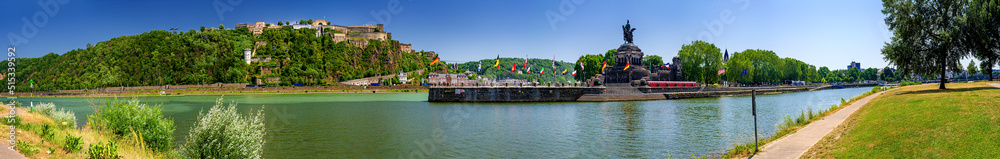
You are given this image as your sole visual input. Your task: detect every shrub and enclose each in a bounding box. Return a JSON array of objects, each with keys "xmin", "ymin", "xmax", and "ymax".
[
  {"xmin": 87, "ymin": 140, "xmax": 121, "ymax": 159},
  {"xmin": 35, "ymin": 102, "xmax": 56, "ymax": 116},
  {"xmin": 3, "ymin": 115, "xmax": 21, "ymax": 126},
  {"xmin": 87, "ymin": 98, "xmax": 174, "ymax": 152},
  {"xmin": 51, "ymin": 108, "xmax": 77, "ymax": 128},
  {"xmin": 16, "ymin": 141, "xmax": 39, "ymax": 156},
  {"xmin": 180, "ymin": 98, "xmax": 266, "ymax": 159},
  {"xmin": 64, "ymin": 134, "xmax": 83, "ymax": 153},
  {"xmin": 40, "ymin": 124, "xmax": 55, "ymax": 142}
]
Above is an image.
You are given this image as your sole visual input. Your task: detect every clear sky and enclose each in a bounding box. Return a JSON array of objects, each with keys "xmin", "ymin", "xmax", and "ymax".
[{"xmin": 3, "ymin": 0, "xmax": 895, "ymax": 69}]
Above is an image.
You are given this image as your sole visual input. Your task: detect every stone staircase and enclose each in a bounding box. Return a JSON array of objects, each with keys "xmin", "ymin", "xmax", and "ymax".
[{"xmin": 603, "ymin": 83, "xmax": 644, "ymax": 95}]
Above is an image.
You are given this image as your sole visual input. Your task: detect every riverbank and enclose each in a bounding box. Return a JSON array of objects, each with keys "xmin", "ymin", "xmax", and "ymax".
[
  {"xmin": 721, "ymin": 85, "xmax": 886, "ymax": 158},
  {"xmin": 12, "ymin": 85, "xmax": 428, "ymax": 98},
  {"xmin": 803, "ymin": 82, "xmax": 1000, "ymax": 158},
  {"xmin": 0, "ymin": 105, "xmax": 165, "ymax": 158}
]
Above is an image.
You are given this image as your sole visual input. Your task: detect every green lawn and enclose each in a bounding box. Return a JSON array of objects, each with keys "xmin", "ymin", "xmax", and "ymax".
[{"xmin": 806, "ymin": 82, "xmax": 1000, "ymax": 158}]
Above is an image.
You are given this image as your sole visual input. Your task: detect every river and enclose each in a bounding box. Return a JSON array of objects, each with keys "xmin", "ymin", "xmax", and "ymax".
[{"xmin": 15, "ymin": 87, "xmax": 872, "ymax": 158}]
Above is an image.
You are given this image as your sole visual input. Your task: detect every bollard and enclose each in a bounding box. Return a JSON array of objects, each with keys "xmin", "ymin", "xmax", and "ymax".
[{"xmin": 752, "ymin": 89, "xmax": 759, "ymax": 153}]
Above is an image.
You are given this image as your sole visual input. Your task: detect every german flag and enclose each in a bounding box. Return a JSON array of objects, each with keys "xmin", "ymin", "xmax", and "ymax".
[
  {"xmin": 601, "ymin": 61, "xmax": 607, "ymax": 72},
  {"xmin": 430, "ymin": 55, "xmax": 440, "ymax": 65},
  {"xmin": 494, "ymin": 55, "xmax": 500, "ymax": 69},
  {"xmin": 623, "ymin": 61, "xmax": 630, "ymax": 70}
]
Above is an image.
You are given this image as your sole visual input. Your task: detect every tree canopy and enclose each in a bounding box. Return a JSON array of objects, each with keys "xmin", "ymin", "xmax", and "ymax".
[{"xmin": 678, "ymin": 40, "xmax": 723, "ymax": 83}]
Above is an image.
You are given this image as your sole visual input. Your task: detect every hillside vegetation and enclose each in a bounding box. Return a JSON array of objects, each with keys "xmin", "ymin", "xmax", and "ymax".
[{"xmin": 3, "ymin": 27, "xmax": 430, "ymax": 91}]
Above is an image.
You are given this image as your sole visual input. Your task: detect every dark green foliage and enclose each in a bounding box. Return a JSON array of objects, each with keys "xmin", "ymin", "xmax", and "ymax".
[
  {"xmin": 64, "ymin": 134, "xmax": 83, "ymax": 153},
  {"xmin": 2, "ymin": 26, "xmax": 428, "ymax": 90},
  {"xmin": 87, "ymin": 140, "xmax": 121, "ymax": 159},
  {"xmin": 1, "ymin": 29, "xmax": 252, "ymax": 91},
  {"xmin": 87, "ymin": 98, "xmax": 174, "ymax": 152}
]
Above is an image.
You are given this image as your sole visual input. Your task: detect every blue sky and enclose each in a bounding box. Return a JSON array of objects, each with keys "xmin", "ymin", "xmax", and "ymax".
[{"xmin": 3, "ymin": 0, "xmax": 895, "ymax": 69}]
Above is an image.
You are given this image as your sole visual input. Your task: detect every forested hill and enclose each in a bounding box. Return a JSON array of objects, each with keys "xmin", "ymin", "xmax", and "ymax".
[
  {"xmin": 455, "ymin": 58, "xmax": 577, "ymax": 83},
  {"xmin": 3, "ymin": 27, "xmax": 430, "ymax": 91}
]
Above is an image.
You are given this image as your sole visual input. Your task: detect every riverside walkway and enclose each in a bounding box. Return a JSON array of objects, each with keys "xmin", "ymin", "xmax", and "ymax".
[{"xmin": 751, "ymin": 91, "xmax": 884, "ymax": 159}]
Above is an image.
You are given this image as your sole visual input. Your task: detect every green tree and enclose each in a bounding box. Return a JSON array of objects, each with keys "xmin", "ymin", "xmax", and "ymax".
[
  {"xmin": 863, "ymin": 68, "xmax": 878, "ymax": 81},
  {"xmin": 882, "ymin": 0, "xmax": 968, "ymax": 89},
  {"xmin": 219, "ymin": 24, "xmax": 224, "ymax": 30},
  {"xmin": 200, "ymin": 26, "xmax": 205, "ymax": 32},
  {"xmin": 678, "ymin": 40, "xmax": 723, "ymax": 83},
  {"xmin": 967, "ymin": 60, "xmax": 978, "ymax": 75},
  {"xmin": 818, "ymin": 66, "xmax": 830, "ymax": 81},
  {"xmin": 965, "ymin": 0, "xmax": 1000, "ymax": 80},
  {"xmin": 643, "ymin": 55, "xmax": 664, "ymax": 69},
  {"xmin": 602, "ymin": 49, "xmax": 616, "ymax": 67},
  {"xmin": 575, "ymin": 54, "xmax": 604, "ymax": 81},
  {"xmin": 278, "ymin": 21, "xmax": 283, "ymax": 26}
]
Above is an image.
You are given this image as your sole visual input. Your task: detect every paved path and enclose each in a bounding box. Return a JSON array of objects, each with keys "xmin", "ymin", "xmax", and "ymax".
[
  {"xmin": 0, "ymin": 106, "xmax": 27, "ymax": 159},
  {"xmin": 751, "ymin": 91, "xmax": 884, "ymax": 159},
  {"xmin": 988, "ymin": 82, "xmax": 1000, "ymax": 88}
]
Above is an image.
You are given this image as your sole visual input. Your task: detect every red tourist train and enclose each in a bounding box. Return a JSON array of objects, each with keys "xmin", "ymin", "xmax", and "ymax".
[{"xmin": 647, "ymin": 81, "xmax": 698, "ymax": 87}]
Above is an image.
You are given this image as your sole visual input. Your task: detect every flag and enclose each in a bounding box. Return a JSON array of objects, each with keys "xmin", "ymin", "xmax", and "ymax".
[
  {"xmin": 578, "ymin": 58, "xmax": 585, "ymax": 71},
  {"xmin": 572, "ymin": 71, "xmax": 577, "ymax": 76},
  {"xmin": 602, "ymin": 61, "xmax": 607, "ymax": 72},
  {"xmin": 430, "ymin": 55, "xmax": 440, "ymax": 65},
  {"xmin": 742, "ymin": 69, "xmax": 748, "ymax": 75},
  {"xmin": 562, "ymin": 69, "xmax": 568, "ymax": 75},
  {"xmin": 623, "ymin": 61, "xmax": 630, "ymax": 70},
  {"xmin": 718, "ymin": 69, "xmax": 726, "ymax": 75},
  {"xmin": 478, "ymin": 61, "xmax": 482, "ymax": 72},
  {"xmin": 524, "ymin": 55, "xmax": 528, "ymax": 69},
  {"xmin": 552, "ymin": 56, "xmax": 556, "ymax": 69},
  {"xmin": 540, "ymin": 68, "xmax": 545, "ymax": 75},
  {"xmin": 494, "ymin": 55, "xmax": 500, "ymax": 68},
  {"xmin": 527, "ymin": 66, "xmax": 531, "ymax": 73},
  {"xmin": 511, "ymin": 64, "xmax": 517, "ymax": 73}
]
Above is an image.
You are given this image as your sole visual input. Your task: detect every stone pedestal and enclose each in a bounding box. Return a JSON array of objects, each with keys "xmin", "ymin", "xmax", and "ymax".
[{"xmin": 605, "ymin": 43, "xmax": 650, "ymax": 84}]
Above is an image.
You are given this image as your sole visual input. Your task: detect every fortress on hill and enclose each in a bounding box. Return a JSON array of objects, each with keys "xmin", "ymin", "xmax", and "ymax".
[{"xmin": 231, "ymin": 19, "xmax": 423, "ymax": 85}]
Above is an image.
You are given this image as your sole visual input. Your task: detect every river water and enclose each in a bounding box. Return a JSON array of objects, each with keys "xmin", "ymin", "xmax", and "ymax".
[{"xmin": 16, "ymin": 87, "xmax": 872, "ymax": 158}]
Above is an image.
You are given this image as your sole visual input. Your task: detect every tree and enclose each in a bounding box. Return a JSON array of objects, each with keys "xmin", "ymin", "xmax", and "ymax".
[
  {"xmin": 278, "ymin": 21, "xmax": 283, "ymax": 26},
  {"xmin": 643, "ymin": 55, "xmax": 664, "ymax": 69},
  {"xmin": 575, "ymin": 54, "xmax": 604, "ymax": 81},
  {"xmin": 964, "ymin": 0, "xmax": 1000, "ymax": 80},
  {"xmin": 308, "ymin": 19, "xmax": 314, "ymax": 24},
  {"xmin": 200, "ymin": 26, "xmax": 206, "ymax": 32},
  {"xmin": 219, "ymin": 24, "xmax": 225, "ymax": 30},
  {"xmin": 818, "ymin": 66, "xmax": 830, "ymax": 81},
  {"xmin": 602, "ymin": 49, "xmax": 616, "ymax": 67},
  {"xmin": 863, "ymin": 68, "xmax": 878, "ymax": 81},
  {"xmin": 982, "ymin": 60, "xmax": 996, "ymax": 80},
  {"xmin": 967, "ymin": 60, "xmax": 978, "ymax": 75},
  {"xmin": 882, "ymin": 0, "xmax": 969, "ymax": 89},
  {"xmin": 678, "ymin": 40, "xmax": 723, "ymax": 84}
]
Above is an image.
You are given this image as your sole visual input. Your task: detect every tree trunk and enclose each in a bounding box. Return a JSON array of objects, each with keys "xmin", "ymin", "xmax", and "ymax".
[{"xmin": 940, "ymin": 58, "xmax": 947, "ymax": 89}]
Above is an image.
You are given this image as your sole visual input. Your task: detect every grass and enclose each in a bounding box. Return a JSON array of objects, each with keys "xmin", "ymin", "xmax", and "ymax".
[
  {"xmin": 721, "ymin": 86, "xmax": 887, "ymax": 158},
  {"xmin": 805, "ymin": 82, "xmax": 1000, "ymax": 158},
  {"xmin": 0, "ymin": 103, "xmax": 169, "ymax": 158}
]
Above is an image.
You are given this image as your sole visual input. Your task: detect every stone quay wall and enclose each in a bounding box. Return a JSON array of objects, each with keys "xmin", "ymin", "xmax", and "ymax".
[{"xmin": 428, "ymin": 87, "xmax": 604, "ymax": 102}]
